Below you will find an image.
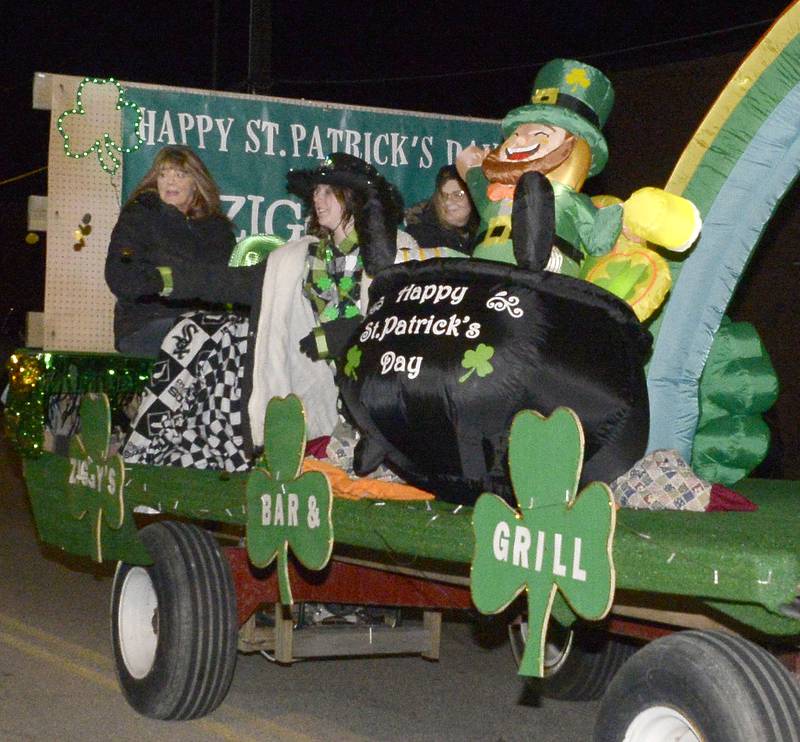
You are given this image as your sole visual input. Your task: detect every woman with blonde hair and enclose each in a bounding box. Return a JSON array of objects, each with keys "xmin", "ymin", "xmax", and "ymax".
[
  {"xmin": 122, "ymin": 152, "xmax": 408, "ymax": 474},
  {"xmin": 126, "ymin": 144, "xmax": 225, "ymax": 218},
  {"xmin": 105, "ymin": 145, "xmax": 261, "ymax": 357}
]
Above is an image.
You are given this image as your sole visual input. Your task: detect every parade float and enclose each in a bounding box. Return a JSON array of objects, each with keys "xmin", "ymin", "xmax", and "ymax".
[{"xmin": 5, "ymin": 4, "xmax": 800, "ymax": 740}]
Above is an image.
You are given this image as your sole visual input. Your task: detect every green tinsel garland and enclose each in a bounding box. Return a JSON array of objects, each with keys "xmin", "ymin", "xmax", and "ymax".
[{"xmin": 3, "ymin": 350, "xmax": 152, "ymax": 458}]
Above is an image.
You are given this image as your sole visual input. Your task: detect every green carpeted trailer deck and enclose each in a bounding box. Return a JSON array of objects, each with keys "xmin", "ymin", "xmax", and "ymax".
[
  {"xmin": 20, "ymin": 449, "xmax": 800, "ymax": 639},
  {"xmin": 13, "ymin": 412, "xmax": 800, "ymax": 739}
]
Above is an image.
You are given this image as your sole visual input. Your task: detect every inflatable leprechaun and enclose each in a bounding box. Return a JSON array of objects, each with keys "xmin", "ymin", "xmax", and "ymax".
[
  {"xmin": 337, "ymin": 59, "xmax": 706, "ymax": 506},
  {"xmin": 457, "ymin": 58, "xmax": 702, "ymax": 320}
]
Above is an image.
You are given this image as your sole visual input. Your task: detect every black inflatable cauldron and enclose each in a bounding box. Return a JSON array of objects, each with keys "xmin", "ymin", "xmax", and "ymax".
[{"xmin": 337, "ymin": 259, "xmax": 652, "ymax": 506}]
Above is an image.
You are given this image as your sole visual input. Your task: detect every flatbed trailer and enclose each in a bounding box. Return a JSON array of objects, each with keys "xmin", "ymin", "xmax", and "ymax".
[
  {"xmin": 5, "ymin": 348, "xmax": 799, "ymax": 740},
  {"xmin": 7, "ymin": 4, "xmax": 800, "ymax": 738}
]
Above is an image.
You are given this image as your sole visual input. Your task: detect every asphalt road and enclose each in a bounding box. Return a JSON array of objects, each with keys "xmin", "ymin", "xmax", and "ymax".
[{"xmin": 0, "ymin": 424, "xmax": 598, "ymax": 741}]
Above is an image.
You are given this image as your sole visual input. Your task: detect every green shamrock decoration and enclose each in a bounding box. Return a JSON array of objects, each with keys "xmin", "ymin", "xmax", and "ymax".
[
  {"xmin": 471, "ymin": 407, "xmax": 616, "ymax": 677},
  {"xmin": 246, "ymin": 395, "xmax": 334, "ymax": 604},
  {"xmin": 459, "ymin": 343, "xmax": 495, "ymax": 383},
  {"xmin": 344, "ymin": 345, "xmax": 362, "ymax": 380},
  {"xmin": 593, "ymin": 259, "xmax": 648, "ymax": 302},
  {"xmin": 66, "ymin": 394, "xmax": 131, "ymax": 562},
  {"xmin": 57, "ymin": 77, "xmax": 144, "ymax": 175}
]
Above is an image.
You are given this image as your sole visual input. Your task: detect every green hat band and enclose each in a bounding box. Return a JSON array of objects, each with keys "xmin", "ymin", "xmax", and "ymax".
[
  {"xmin": 501, "ymin": 59, "xmax": 615, "ymax": 177},
  {"xmin": 535, "ymin": 88, "xmax": 600, "ymax": 129}
]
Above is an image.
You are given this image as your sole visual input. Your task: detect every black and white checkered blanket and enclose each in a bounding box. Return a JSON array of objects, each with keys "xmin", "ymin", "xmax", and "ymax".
[{"xmin": 122, "ymin": 311, "xmax": 251, "ymax": 472}]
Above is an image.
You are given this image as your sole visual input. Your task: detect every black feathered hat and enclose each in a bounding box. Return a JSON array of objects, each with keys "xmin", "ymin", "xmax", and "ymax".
[
  {"xmin": 287, "ymin": 153, "xmax": 403, "ymax": 275},
  {"xmin": 287, "ymin": 153, "xmax": 404, "ymax": 225}
]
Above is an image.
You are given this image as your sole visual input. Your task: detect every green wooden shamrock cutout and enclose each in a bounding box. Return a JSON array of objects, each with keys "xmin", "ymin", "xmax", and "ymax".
[
  {"xmin": 246, "ymin": 395, "xmax": 334, "ymax": 604},
  {"xmin": 471, "ymin": 407, "xmax": 616, "ymax": 677},
  {"xmin": 66, "ymin": 394, "xmax": 130, "ymax": 562}
]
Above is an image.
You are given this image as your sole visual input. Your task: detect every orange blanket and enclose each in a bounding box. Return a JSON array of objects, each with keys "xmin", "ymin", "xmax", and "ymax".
[{"xmin": 302, "ymin": 458, "xmax": 434, "ymax": 501}]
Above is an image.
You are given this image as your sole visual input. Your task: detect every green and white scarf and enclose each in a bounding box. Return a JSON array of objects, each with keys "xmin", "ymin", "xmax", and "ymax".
[{"xmin": 304, "ymin": 231, "xmax": 364, "ymax": 323}]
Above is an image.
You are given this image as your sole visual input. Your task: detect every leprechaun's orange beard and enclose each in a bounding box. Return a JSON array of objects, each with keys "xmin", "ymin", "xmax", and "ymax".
[{"xmin": 482, "ymin": 135, "xmax": 575, "ymax": 185}]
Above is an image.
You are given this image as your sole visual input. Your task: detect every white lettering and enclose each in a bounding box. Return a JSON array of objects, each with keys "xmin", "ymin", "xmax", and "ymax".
[
  {"xmin": 327, "ymin": 127, "xmax": 345, "ymax": 153},
  {"xmin": 307, "ymin": 126, "xmax": 324, "ymax": 159},
  {"xmin": 572, "ymin": 537, "xmax": 587, "ymax": 581},
  {"xmin": 68, "ymin": 458, "xmax": 79, "ymax": 485},
  {"xmin": 221, "ymin": 194, "xmax": 247, "ymax": 221},
  {"xmin": 157, "ymin": 112, "xmax": 176, "ymax": 144},
  {"xmin": 138, "ymin": 108, "xmax": 156, "ymax": 145},
  {"xmin": 195, "ymin": 114, "xmax": 213, "ymax": 149},
  {"xmin": 418, "ymin": 136, "xmax": 433, "ymax": 168},
  {"xmin": 176, "ymin": 112, "xmax": 195, "ymax": 144},
  {"xmin": 287, "ymin": 493, "xmax": 299, "ymax": 527},
  {"xmin": 264, "ymin": 199, "xmax": 304, "ymax": 240},
  {"xmin": 553, "ymin": 533, "xmax": 567, "ymax": 577},
  {"xmin": 534, "ymin": 530, "xmax": 545, "ymax": 572},
  {"xmin": 247, "ymin": 194, "xmax": 264, "ymax": 234},
  {"xmin": 273, "ymin": 492, "xmax": 284, "ymax": 526},
  {"xmin": 447, "ymin": 139, "xmax": 464, "ymax": 164},
  {"xmin": 379, "ymin": 351, "xmax": 423, "ymax": 380},
  {"xmin": 290, "ymin": 124, "xmax": 307, "ymax": 157},
  {"xmin": 245, "ymin": 119, "xmax": 262, "ymax": 154},
  {"xmin": 215, "ymin": 117, "xmax": 235, "ymax": 152},
  {"xmin": 512, "ymin": 526, "xmax": 531, "ymax": 568},
  {"xmin": 344, "ymin": 129, "xmax": 361, "ymax": 157},
  {"xmin": 395, "ymin": 283, "xmax": 468, "ymax": 307},
  {"xmin": 379, "ymin": 351, "xmax": 396, "ymax": 375},
  {"xmin": 373, "ymin": 133, "xmax": 389, "ymax": 165},
  {"xmin": 421, "ymin": 285, "xmax": 437, "ymax": 302},
  {"xmin": 492, "ymin": 522, "xmax": 510, "ymax": 561},
  {"xmin": 390, "ymin": 132, "xmax": 408, "ymax": 166},
  {"xmin": 260, "ymin": 493, "xmax": 272, "ymax": 525}
]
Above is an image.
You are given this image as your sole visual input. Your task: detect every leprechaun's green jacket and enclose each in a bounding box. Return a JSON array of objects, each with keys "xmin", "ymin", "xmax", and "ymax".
[{"xmin": 466, "ymin": 167, "xmax": 622, "ymax": 269}]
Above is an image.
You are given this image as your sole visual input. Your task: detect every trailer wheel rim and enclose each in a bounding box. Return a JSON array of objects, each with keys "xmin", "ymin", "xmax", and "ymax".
[
  {"xmin": 117, "ymin": 566, "xmax": 159, "ymax": 679},
  {"xmin": 624, "ymin": 705, "xmax": 701, "ymax": 742},
  {"xmin": 510, "ymin": 620, "xmax": 574, "ymax": 675}
]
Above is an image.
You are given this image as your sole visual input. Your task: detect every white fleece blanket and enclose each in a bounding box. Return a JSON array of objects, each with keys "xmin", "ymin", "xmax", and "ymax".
[{"xmin": 248, "ymin": 230, "xmax": 418, "ymax": 447}]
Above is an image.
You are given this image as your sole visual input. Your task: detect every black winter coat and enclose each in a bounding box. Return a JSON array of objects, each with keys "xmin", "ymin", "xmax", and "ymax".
[
  {"xmin": 105, "ymin": 192, "xmax": 263, "ymax": 348},
  {"xmin": 404, "ymin": 201, "xmax": 476, "ymax": 254}
]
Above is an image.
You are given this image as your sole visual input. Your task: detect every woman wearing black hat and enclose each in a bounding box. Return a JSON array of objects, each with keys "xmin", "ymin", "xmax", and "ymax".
[
  {"xmin": 122, "ymin": 152, "xmax": 411, "ymax": 470},
  {"xmin": 247, "ymin": 152, "xmax": 415, "ymax": 451}
]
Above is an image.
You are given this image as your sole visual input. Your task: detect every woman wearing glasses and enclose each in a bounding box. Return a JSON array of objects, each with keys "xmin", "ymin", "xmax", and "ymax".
[{"xmin": 404, "ymin": 165, "xmax": 478, "ymax": 254}]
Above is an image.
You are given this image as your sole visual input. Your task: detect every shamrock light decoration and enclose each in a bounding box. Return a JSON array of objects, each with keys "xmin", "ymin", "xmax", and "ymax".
[
  {"xmin": 246, "ymin": 395, "xmax": 334, "ymax": 604},
  {"xmin": 57, "ymin": 77, "xmax": 144, "ymax": 175},
  {"xmin": 471, "ymin": 407, "xmax": 616, "ymax": 676},
  {"xmin": 67, "ymin": 394, "xmax": 130, "ymax": 562}
]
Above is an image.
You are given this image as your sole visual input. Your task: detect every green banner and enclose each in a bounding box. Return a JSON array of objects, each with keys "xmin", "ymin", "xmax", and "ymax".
[{"xmin": 122, "ymin": 86, "xmax": 498, "ymax": 241}]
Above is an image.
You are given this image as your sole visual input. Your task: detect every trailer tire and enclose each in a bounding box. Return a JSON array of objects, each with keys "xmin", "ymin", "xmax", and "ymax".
[
  {"xmin": 594, "ymin": 630, "xmax": 800, "ymax": 742},
  {"xmin": 509, "ymin": 620, "xmax": 637, "ymax": 701},
  {"xmin": 111, "ymin": 520, "xmax": 238, "ymax": 720}
]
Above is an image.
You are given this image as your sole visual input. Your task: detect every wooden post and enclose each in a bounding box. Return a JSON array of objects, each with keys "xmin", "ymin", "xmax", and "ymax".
[
  {"xmin": 273, "ymin": 603, "xmax": 294, "ymax": 663},
  {"xmin": 422, "ymin": 610, "xmax": 442, "ymax": 660}
]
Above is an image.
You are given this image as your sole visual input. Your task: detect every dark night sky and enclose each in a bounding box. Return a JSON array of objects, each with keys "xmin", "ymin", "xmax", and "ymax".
[{"xmin": 0, "ymin": 0, "xmax": 792, "ymax": 318}]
